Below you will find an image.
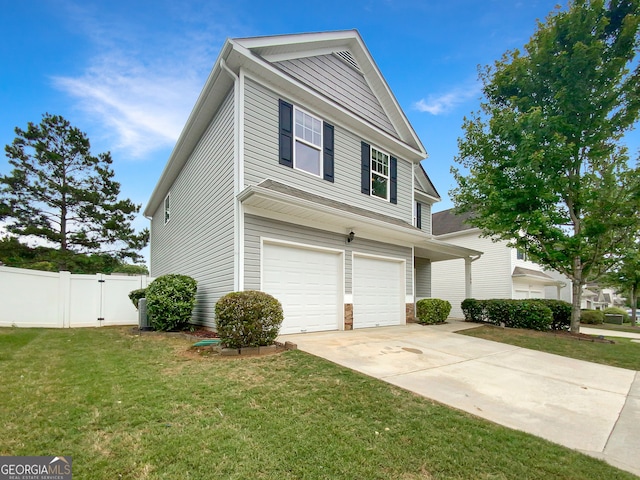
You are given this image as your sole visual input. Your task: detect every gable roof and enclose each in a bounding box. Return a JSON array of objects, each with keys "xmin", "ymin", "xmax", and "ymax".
[
  {"xmin": 414, "ymin": 163, "xmax": 440, "ymax": 201},
  {"xmin": 431, "ymin": 208, "xmax": 475, "ymax": 236},
  {"xmin": 233, "ymin": 30, "xmax": 425, "ymax": 154},
  {"xmin": 145, "ymin": 30, "xmax": 427, "ymax": 217}
]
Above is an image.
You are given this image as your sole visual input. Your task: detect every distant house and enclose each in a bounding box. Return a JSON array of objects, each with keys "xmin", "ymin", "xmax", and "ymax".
[
  {"xmin": 431, "ymin": 209, "xmax": 568, "ymax": 318},
  {"xmin": 144, "ymin": 31, "xmax": 481, "ymax": 334}
]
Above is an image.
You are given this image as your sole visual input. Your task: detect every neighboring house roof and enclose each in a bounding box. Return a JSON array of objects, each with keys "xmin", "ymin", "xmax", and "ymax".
[
  {"xmin": 582, "ymin": 289, "xmax": 598, "ymax": 298},
  {"xmin": 414, "ymin": 163, "xmax": 440, "ymax": 202},
  {"xmin": 431, "ymin": 208, "xmax": 475, "ymax": 236},
  {"xmin": 512, "ymin": 267, "xmax": 564, "ymax": 286},
  {"xmin": 145, "ymin": 30, "xmax": 427, "ymax": 218}
]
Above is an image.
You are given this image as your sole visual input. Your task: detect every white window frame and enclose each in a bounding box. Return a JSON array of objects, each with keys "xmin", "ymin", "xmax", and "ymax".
[
  {"xmin": 293, "ymin": 106, "xmax": 323, "ymax": 178},
  {"xmin": 164, "ymin": 193, "xmax": 170, "ymax": 225},
  {"xmin": 370, "ymin": 146, "xmax": 390, "ymax": 202}
]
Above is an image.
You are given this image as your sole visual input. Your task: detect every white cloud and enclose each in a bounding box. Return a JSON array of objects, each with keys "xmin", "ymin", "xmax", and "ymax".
[
  {"xmin": 49, "ymin": 1, "xmax": 235, "ymax": 159},
  {"xmin": 414, "ymin": 82, "xmax": 482, "ymax": 115},
  {"xmin": 52, "ymin": 56, "xmax": 205, "ymax": 158}
]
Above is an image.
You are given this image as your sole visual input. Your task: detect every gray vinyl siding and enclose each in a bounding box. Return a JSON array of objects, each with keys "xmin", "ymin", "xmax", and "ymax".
[
  {"xmin": 274, "ymin": 54, "xmax": 398, "ymax": 137},
  {"xmin": 244, "ymin": 214, "xmax": 413, "ymax": 296},
  {"xmin": 243, "ymin": 78, "xmax": 414, "ymax": 225},
  {"xmin": 415, "ymin": 257, "xmax": 432, "ymax": 299},
  {"xmin": 149, "ymin": 89, "xmax": 235, "ymax": 326},
  {"xmin": 419, "ymin": 202, "xmax": 432, "ymax": 235}
]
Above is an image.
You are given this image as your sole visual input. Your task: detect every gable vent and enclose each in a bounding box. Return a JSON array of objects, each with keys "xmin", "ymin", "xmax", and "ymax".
[{"xmin": 334, "ymin": 50, "xmax": 361, "ymax": 73}]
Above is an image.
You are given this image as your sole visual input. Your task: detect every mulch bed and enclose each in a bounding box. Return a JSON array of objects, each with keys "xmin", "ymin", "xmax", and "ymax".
[{"xmin": 551, "ymin": 330, "xmax": 615, "ymax": 344}]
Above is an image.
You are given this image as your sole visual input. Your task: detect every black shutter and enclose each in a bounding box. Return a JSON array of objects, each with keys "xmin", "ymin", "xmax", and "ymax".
[
  {"xmin": 390, "ymin": 156, "xmax": 398, "ymax": 204},
  {"xmin": 416, "ymin": 202, "xmax": 422, "ymax": 229},
  {"xmin": 279, "ymin": 100, "xmax": 293, "ymax": 168},
  {"xmin": 323, "ymin": 123, "xmax": 334, "ymax": 182},
  {"xmin": 361, "ymin": 142, "xmax": 370, "ymax": 194}
]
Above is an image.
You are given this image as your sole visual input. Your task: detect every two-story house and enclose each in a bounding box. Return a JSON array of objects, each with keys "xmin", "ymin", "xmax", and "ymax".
[
  {"xmin": 431, "ymin": 209, "xmax": 569, "ymax": 318},
  {"xmin": 144, "ymin": 31, "xmax": 480, "ymax": 334}
]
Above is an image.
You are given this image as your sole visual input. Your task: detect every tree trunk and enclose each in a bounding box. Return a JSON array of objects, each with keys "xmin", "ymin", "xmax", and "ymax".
[{"xmin": 571, "ymin": 280, "xmax": 582, "ymax": 333}]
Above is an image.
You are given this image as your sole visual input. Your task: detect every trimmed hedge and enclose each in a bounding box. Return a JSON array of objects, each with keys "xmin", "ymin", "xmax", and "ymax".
[
  {"xmin": 146, "ymin": 274, "xmax": 197, "ymax": 331},
  {"xmin": 461, "ymin": 298, "xmax": 571, "ymax": 331},
  {"xmin": 215, "ymin": 291, "xmax": 283, "ymax": 348},
  {"xmin": 534, "ymin": 299, "xmax": 572, "ymax": 331},
  {"xmin": 128, "ymin": 288, "xmax": 147, "ymax": 310},
  {"xmin": 416, "ymin": 298, "xmax": 451, "ymax": 325},
  {"xmin": 581, "ymin": 309, "xmax": 605, "ymax": 324}
]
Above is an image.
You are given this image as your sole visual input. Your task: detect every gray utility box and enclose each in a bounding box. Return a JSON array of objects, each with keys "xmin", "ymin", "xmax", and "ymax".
[
  {"xmin": 138, "ymin": 298, "xmax": 153, "ymax": 330},
  {"xmin": 604, "ymin": 314, "xmax": 624, "ymax": 325}
]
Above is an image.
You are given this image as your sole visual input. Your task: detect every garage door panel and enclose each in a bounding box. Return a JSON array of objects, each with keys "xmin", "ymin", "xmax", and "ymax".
[
  {"xmin": 353, "ymin": 255, "xmax": 404, "ymax": 328},
  {"xmin": 263, "ymin": 243, "xmax": 342, "ymax": 335}
]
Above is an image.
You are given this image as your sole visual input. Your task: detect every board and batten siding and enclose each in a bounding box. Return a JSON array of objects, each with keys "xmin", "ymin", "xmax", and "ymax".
[
  {"xmin": 274, "ymin": 54, "xmax": 398, "ymax": 138},
  {"xmin": 150, "ymin": 89, "xmax": 236, "ymax": 326},
  {"xmin": 414, "ymin": 257, "xmax": 431, "ymax": 299},
  {"xmin": 243, "ymin": 78, "xmax": 414, "ymax": 225},
  {"xmin": 431, "ymin": 232, "xmax": 512, "ymax": 318},
  {"xmin": 244, "ymin": 214, "xmax": 413, "ymax": 296}
]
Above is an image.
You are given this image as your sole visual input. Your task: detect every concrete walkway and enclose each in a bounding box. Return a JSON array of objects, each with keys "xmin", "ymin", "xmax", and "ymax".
[{"xmin": 279, "ymin": 322, "xmax": 640, "ymax": 477}]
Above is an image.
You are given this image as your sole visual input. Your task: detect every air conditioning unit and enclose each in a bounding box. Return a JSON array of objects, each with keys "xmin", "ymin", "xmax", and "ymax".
[{"xmin": 138, "ymin": 298, "xmax": 153, "ymax": 331}]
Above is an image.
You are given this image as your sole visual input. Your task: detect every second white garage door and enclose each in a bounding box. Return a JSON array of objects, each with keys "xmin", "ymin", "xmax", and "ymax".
[
  {"xmin": 353, "ymin": 255, "xmax": 404, "ymax": 328},
  {"xmin": 262, "ymin": 242, "xmax": 342, "ymax": 335}
]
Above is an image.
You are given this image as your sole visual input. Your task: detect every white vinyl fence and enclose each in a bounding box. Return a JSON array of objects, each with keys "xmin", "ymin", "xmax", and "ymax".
[{"xmin": 0, "ymin": 266, "xmax": 153, "ymax": 328}]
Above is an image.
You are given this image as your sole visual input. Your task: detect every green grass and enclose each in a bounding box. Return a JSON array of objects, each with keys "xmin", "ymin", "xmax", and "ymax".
[
  {"xmin": 460, "ymin": 325, "xmax": 640, "ymax": 370},
  {"xmin": 0, "ymin": 327, "xmax": 636, "ymax": 480}
]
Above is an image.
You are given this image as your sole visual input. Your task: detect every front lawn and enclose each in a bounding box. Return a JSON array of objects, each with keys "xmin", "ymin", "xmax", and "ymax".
[
  {"xmin": 0, "ymin": 327, "xmax": 635, "ymax": 479},
  {"xmin": 460, "ymin": 325, "xmax": 640, "ymax": 370}
]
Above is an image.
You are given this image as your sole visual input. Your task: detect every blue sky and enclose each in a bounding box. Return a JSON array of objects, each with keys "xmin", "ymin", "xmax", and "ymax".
[{"xmin": 1, "ymin": 0, "xmax": 638, "ymax": 261}]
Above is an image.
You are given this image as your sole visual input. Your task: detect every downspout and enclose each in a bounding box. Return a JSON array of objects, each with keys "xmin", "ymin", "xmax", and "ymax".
[
  {"xmin": 464, "ymin": 254, "xmax": 481, "ymax": 300},
  {"xmin": 220, "ymin": 58, "xmax": 243, "ymax": 292}
]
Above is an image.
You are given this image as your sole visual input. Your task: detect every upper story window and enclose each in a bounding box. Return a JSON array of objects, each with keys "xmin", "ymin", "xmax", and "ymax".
[
  {"xmin": 370, "ymin": 147, "xmax": 390, "ymax": 201},
  {"xmin": 516, "ymin": 249, "xmax": 527, "ymax": 261},
  {"xmin": 294, "ymin": 107, "xmax": 323, "ymax": 177},
  {"xmin": 360, "ymin": 141, "xmax": 397, "ymax": 204},
  {"xmin": 279, "ymin": 99, "xmax": 334, "ymax": 183},
  {"xmin": 164, "ymin": 193, "xmax": 170, "ymax": 224}
]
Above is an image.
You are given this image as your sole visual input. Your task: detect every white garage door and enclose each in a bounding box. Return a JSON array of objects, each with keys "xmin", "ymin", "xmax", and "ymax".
[
  {"xmin": 262, "ymin": 242, "xmax": 342, "ymax": 335},
  {"xmin": 353, "ymin": 255, "xmax": 404, "ymax": 328}
]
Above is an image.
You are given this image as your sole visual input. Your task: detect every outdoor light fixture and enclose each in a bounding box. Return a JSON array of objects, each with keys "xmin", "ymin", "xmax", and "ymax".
[{"xmin": 347, "ymin": 230, "xmax": 355, "ymax": 243}]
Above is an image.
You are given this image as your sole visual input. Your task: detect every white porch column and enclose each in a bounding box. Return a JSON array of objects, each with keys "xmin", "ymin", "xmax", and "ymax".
[{"xmin": 464, "ymin": 257, "xmax": 472, "ymax": 299}]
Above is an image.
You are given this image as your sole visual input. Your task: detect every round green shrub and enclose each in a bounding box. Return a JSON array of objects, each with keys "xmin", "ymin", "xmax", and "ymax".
[
  {"xmin": 533, "ymin": 299, "xmax": 572, "ymax": 331},
  {"xmin": 215, "ymin": 291, "xmax": 283, "ymax": 348},
  {"xmin": 603, "ymin": 307, "xmax": 629, "ymax": 323},
  {"xmin": 416, "ymin": 298, "xmax": 452, "ymax": 325},
  {"xmin": 128, "ymin": 288, "xmax": 147, "ymax": 310},
  {"xmin": 146, "ymin": 274, "xmax": 197, "ymax": 331},
  {"xmin": 580, "ymin": 309, "xmax": 604, "ymax": 324}
]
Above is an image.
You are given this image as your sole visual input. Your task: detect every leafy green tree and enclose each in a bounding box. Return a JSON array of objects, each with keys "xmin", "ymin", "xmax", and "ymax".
[
  {"xmin": 451, "ymin": 0, "xmax": 640, "ymax": 333},
  {"xmin": 1, "ymin": 113, "xmax": 149, "ymax": 270},
  {"xmin": 604, "ymin": 243, "xmax": 640, "ymax": 324}
]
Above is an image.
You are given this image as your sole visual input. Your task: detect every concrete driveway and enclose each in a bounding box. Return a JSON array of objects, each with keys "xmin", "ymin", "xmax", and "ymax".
[{"xmin": 279, "ymin": 322, "xmax": 640, "ymax": 476}]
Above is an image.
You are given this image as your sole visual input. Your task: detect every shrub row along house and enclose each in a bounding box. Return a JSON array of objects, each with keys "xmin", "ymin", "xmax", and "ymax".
[{"xmin": 144, "ymin": 30, "xmax": 481, "ymax": 334}]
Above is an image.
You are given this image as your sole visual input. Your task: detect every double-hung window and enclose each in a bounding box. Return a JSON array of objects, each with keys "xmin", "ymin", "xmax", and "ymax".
[
  {"xmin": 360, "ymin": 141, "xmax": 397, "ymax": 204},
  {"xmin": 294, "ymin": 107, "xmax": 323, "ymax": 177},
  {"xmin": 164, "ymin": 193, "xmax": 170, "ymax": 224},
  {"xmin": 370, "ymin": 147, "xmax": 390, "ymax": 201},
  {"xmin": 279, "ymin": 99, "xmax": 334, "ymax": 183}
]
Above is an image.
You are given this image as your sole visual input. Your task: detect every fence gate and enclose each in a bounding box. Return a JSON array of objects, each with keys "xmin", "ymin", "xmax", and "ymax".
[{"xmin": 0, "ymin": 266, "xmax": 152, "ymax": 328}]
